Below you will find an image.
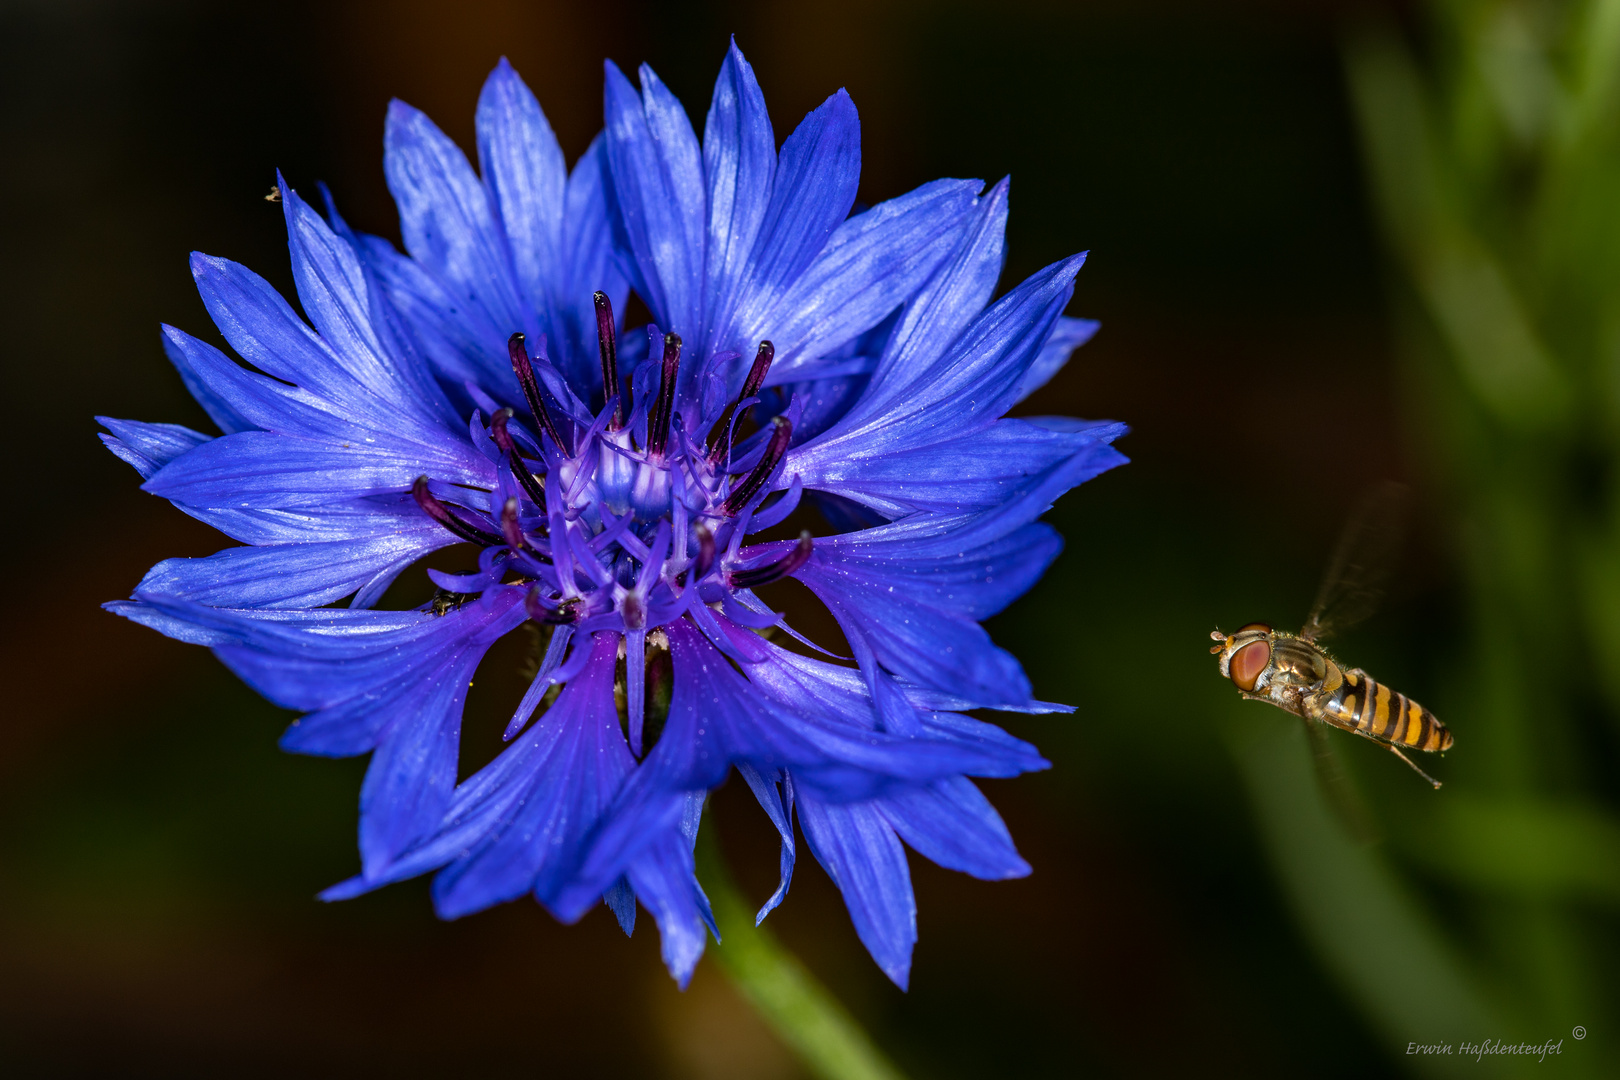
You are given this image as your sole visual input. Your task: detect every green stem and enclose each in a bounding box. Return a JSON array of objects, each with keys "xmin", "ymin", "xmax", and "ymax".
[{"xmin": 694, "ymin": 823, "xmax": 908, "ymax": 1080}]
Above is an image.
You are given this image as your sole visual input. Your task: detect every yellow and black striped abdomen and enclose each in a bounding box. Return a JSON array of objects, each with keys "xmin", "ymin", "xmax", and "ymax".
[{"xmin": 1322, "ymin": 670, "xmax": 1452, "ymax": 752}]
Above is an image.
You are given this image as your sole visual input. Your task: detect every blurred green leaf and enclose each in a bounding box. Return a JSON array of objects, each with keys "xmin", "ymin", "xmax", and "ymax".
[
  {"xmin": 1345, "ymin": 27, "xmax": 1570, "ymax": 432},
  {"xmin": 1400, "ymin": 795, "xmax": 1620, "ymax": 903},
  {"xmin": 1331, "ymin": 3, "xmax": 1620, "ymax": 1073},
  {"xmin": 1227, "ymin": 712, "xmax": 1509, "ymax": 1075}
]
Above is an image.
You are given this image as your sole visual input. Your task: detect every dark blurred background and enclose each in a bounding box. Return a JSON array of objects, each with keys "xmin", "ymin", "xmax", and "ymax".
[{"xmin": 4, "ymin": 0, "xmax": 1616, "ymax": 1076}]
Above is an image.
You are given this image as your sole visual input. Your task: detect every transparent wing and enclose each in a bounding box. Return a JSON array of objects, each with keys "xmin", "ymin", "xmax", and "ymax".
[
  {"xmin": 1301, "ymin": 481, "xmax": 1409, "ymax": 643},
  {"xmin": 1304, "ymin": 718, "xmax": 1380, "ymax": 844}
]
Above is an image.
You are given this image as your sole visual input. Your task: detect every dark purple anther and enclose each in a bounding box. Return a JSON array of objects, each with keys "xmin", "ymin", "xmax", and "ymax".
[
  {"xmin": 621, "ymin": 592, "xmax": 646, "ymax": 631},
  {"xmin": 490, "ymin": 408, "xmax": 548, "ymax": 509},
  {"xmin": 730, "ymin": 531, "xmax": 813, "ymax": 589},
  {"xmin": 693, "ymin": 525, "xmax": 716, "ymax": 580},
  {"xmin": 593, "ymin": 291, "xmax": 623, "ymax": 430},
  {"xmin": 647, "ymin": 332, "xmax": 682, "ymax": 458},
  {"xmin": 507, "ymin": 333, "xmax": 564, "ymax": 448},
  {"xmin": 708, "ymin": 340, "xmax": 775, "ymax": 465},
  {"xmin": 412, "ymin": 476, "xmax": 504, "ymax": 547},
  {"xmin": 500, "ymin": 497, "xmax": 526, "ymax": 551},
  {"xmin": 719, "ymin": 416, "xmax": 793, "ymax": 516}
]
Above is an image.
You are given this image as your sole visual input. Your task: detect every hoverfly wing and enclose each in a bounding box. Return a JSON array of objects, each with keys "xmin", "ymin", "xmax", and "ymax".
[
  {"xmin": 1304, "ymin": 717, "xmax": 1380, "ymax": 844},
  {"xmin": 1301, "ymin": 481, "xmax": 1408, "ymax": 644}
]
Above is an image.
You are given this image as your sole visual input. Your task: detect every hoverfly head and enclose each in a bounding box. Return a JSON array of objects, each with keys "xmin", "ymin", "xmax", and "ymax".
[{"xmin": 1215, "ymin": 623, "xmax": 1273, "ymax": 691}]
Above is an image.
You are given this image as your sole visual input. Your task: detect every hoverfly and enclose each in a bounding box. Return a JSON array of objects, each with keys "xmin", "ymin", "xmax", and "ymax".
[{"xmin": 1210, "ymin": 484, "xmax": 1453, "ymax": 790}]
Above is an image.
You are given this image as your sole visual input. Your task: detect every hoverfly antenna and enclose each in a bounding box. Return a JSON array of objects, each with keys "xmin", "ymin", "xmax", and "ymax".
[{"xmin": 1210, "ymin": 629, "xmax": 1225, "ymax": 642}]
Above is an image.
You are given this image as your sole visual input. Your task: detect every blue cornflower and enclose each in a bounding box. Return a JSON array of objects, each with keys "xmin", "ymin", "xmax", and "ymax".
[{"xmin": 102, "ymin": 42, "xmax": 1126, "ymax": 988}]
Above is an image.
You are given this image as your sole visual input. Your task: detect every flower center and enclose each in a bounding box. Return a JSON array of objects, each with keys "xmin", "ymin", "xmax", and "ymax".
[{"xmin": 409, "ymin": 290, "xmax": 808, "ymax": 651}]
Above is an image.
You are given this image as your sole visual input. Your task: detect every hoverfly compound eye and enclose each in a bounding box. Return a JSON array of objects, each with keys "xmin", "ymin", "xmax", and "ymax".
[
  {"xmin": 1229, "ymin": 639, "xmax": 1271, "ymax": 692},
  {"xmin": 1238, "ymin": 622, "xmax": 1272, "ymax": 634}
]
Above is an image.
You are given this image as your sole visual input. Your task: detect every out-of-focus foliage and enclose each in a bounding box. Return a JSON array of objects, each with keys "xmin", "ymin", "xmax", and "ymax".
[{"xmin": 1233, "ymin": 1, "xmax": 1620, "ymax": 1073}]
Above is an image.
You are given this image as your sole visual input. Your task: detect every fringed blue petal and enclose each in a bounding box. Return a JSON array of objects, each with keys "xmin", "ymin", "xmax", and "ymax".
[
  {"xmin": 280, "ymin": 182, "xmax": 455, "ymax": 423},
  {"xmin": 625, "ymin": 802, "xmax": 716, "ymax": 988},
  {"xmin": 320, "ymin": 636, "xmax": 618, "ymax": 909},
  {"xmin": 798, "ymin": 793, "xmax": 916, "ymax": 990},
  {"xmin": 134, "ymin": 529, "xmax": 449, "ymax": 610},
  {"xmin": 789, "ymin": 252, "xmax": 1100, "ymax": 501},
  {"xmin": 143, "ymin": 430, "xmax": 490, "ymax": 509},
  {"xmin": 347, "ymin": 226, "xmax": 515, "ymax": 400},
  {"xmin": 739, "ymin": 764, "xmax": 796, "ymax": 924},
  {"xmin": 700, "ymin": 38, "xmax": 775, "ymax": 360},
  {"xmin": 97, "ymin": 418, "xmax": 211, "ymax": 480},
  {"xmin": 791, "ymin": 416, "xmax": 1126, "ymax": 518},
  {"xmin": 603, "ymin": 877, "xmax": 637, "ymax": 936},
  {"xmin": 115, "ymin": 591, "xmax": 527, "ymax": 874},
  {"xmin": 153, "ymin": 322, "xmax": 398, "ymax": 444},
  {"xmin": 557, "ymin": 136, "xmax": 629, "ymax": 397},
  {"xmin": 159, "ymin": 325, "xmax": 255, "ymax": 434},
  {"xmin": 476, "ymin": 57, "xmax": 567, "ymax": 340},
  {"xmin": 385, "ymin": 99, "xmax": 531, "ymax": 344},
  {"xmin": 550, "ymin": 613, "xmax": 1028, "ymax": 923},
  {"xmin": 1015, "ymin": 315, "xmax": 1099, "ymax": 402},
  {"xmin": 853, "ymin": 177, "xmax": 1009, "ymax": 420},
  {"xmin": 746, "ymin": 178, "xmax": 983, "ymax": 379},
  {"xmin": 877, "ymin": 777, "xmax": 1030, "ymax": 881},
  {"xmin": 715, "ymin": 88, "xmax": 861, "ymax": 374},
  {"xmin": 603, "ymin": 60, "xmax": 707, "ymax": 342}
]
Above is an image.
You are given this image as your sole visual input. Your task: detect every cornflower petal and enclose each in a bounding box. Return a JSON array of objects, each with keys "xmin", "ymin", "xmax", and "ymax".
[
  {"xmin": 877, "ymin": 777, "xmax": 1030, "ymax": 881},
  {"xmin": 135, "ymin": 531, "xmax": 446, "ymax": 610},
  {"xmin": 112, "ymin": 591, "xmax": 528, "ymax": 872},
  {"xmin": 1016, "ymin": 314, "xmax": 1100, "ymax": 402},
  {"xmin": 700, "ymin": 39, "xmax": 775, "ymax": 358},
  {"xmin": 97, "ymin": 417, "xmax": 211, "ymax": 479},
  {"xmin": 797, "ymin": 795, "xmax": 916, "ymax": 989},
  {"xmin": 738, "ymin": 177, "xmax": 985, "ymax": 380},
  {"xmin": 476, "ymin": 57, "xmax": 568, "ymax": 340},
  {"xmin": 738, "ymin": 764, "xmax": 797, "ymax": 924},
  {"xmin": 714, "ymin": 89, "xmax": 861, "ymax": 357},
  {"xmin": 325, "ymin": 633, "xmax": 628, "ymax": 910},
  {"xmin": 603, "ymin": 60, "xmax": 708, "ymax": 343},
  {"xmin": 386, "ymin": 99, "xmax": 530, "ymax": 344}
]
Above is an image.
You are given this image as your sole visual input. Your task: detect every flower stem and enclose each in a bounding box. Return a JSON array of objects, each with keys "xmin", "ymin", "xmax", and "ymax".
[{"xmin": 694, "ymin": 824, "xmax": 908, "ymax": 1080}]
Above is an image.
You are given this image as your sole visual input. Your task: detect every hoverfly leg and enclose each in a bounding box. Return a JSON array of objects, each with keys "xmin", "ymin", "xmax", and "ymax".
[{"xmin": 1386, "ymin": 743, "xmax": 1442, "ymax": 789}]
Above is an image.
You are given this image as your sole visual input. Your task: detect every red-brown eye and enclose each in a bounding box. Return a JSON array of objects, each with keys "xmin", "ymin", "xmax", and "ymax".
[
  {"xmin": 1238, "ymin": 622, "xmax": 1272, "ymax": 634},
  {"xmin": 1230, "ymin": 639, "xmax": 1271, "ymax": 691}
]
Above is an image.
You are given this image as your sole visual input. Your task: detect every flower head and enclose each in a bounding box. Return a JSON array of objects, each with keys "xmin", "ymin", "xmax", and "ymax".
[{"xmin": 102, "ymin": 41, "xmax": 1125, "ymax": 988}]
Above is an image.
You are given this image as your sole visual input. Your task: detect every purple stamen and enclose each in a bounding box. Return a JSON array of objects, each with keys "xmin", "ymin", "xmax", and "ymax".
[
  {"xmin": 708, "ymin": 340, "xmax": 775, "ymax": 465},
  {"xmin": 412, "ymin": 476, "xmax": 503, "ymax": 547},
  {"xmin": 490, "ymin": 408, "xmax": 548, "ymax": 509},
  {"xmin": 593, "ymin": 291, "xmax": 623, "ymax": 430},
  {"xmin": 647, "ymin": 332, "xmax": 682, "ymax": 458},
  {"xmin": 694, "ymin": 525, "xmax": 715, "ymax": 580},
  {"xmin": 506, "ymin": 333, "xmax": 564, "ymax": 449},
  {"xmin": 621, "ymin": 592, "xmax": 647, "ymax": 630},
  {"xmin": 730, "ymin": 531, "xmax": 813, "ymax": 589},
  {"xmin": 500, "ymin": 497, "xmax": 527, "ymax": 551},
  {"xmin": 720, "ymin": 415, "xmax": 792, "ymax": 516}
]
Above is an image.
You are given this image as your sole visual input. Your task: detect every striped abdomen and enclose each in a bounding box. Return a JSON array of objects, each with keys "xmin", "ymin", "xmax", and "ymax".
[{"xmin": 1322, "ymin": 670, "xmax": 1452, "ymax": 752}]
